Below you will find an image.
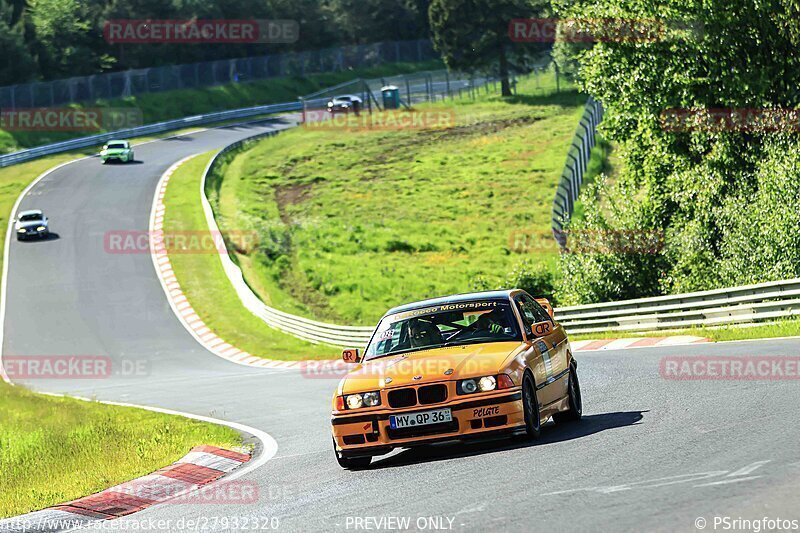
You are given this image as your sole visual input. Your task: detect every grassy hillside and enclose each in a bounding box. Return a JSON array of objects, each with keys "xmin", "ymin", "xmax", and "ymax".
[{"xmin": 211, "ymin": 69, "xmax": 584, "ymax": 325}]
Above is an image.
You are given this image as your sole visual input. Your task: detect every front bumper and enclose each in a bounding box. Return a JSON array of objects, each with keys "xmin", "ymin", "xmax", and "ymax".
[
  {"xmin": 17, "ymin": 228, "xmax": 46, "ymax": 238},
  {"xmin": 102, "ymin": 153, "xmax": 129, "ymax": 161},
  {"xmin": 331, "ymin": 389, "xmax": 524, "ymax": 458}
]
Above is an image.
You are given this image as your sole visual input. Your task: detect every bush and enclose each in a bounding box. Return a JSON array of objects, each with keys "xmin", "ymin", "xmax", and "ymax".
[{"xmin": 502, "ymin": 259, "xmax": 556, "ymax": 302}]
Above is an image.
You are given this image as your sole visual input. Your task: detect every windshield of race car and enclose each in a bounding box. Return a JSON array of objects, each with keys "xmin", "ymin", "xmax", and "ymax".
[
  {"xmin": 18, "ymin": 213, "xmax": 43, "ymax": 222},
  {"xmin": 106, "ymin": 143, "xmax": 127, "ymax": 150},
  {"xmin": 365, "ymin": 300, "xmax": 521, "ymax": 360}
]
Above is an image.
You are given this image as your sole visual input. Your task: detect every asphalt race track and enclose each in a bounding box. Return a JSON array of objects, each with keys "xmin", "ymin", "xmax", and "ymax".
[{"xmin": 3, "ymin": 118, "xmax": 800, "ymax": 532}]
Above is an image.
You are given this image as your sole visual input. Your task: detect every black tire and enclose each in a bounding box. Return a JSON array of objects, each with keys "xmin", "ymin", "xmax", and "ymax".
[
  {"xmin": 554, "ymin": 363, "xmax": 582, "ymax": 423},
  {"xmin": 333, "ymin": 438, "xmax": 371, "ymax": 469},
  {"xmin": 519, "ymin": 372, "xmax": 541, "ymax": 439}
]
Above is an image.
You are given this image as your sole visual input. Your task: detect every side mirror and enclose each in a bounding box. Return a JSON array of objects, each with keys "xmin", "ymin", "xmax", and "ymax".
[
  {"xmin": 342, "ymin": 348, "xmax": 360, "ymax": 364},
  {"xmin": 534, "ymin": 298, "xmax": 555, "ymax": 319},
  {"xmin": 531, "ymin": 321, "xmax": 552, "ymax": 338}
]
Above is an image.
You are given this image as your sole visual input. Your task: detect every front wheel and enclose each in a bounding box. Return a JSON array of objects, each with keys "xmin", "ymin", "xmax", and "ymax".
[
  {"xmin": 554, "ymin": 364, "xmax": 582, "ymax": 423},
  {"xmin": 519, "ymin": 372, "xmax": 541, "ymax": 439},
  {"xmin": 333, "ymin": 439, "xmax": 371, "ymax": 469}
]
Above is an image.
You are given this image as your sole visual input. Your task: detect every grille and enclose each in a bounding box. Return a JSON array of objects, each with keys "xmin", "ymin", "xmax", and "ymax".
[
  {"xmin": 417, "ymin": 384, "xmax": 447, "ymax": 405},
  {"xmin": 387, "ymin": 388, "xmax": 417, "ymax": 408}
]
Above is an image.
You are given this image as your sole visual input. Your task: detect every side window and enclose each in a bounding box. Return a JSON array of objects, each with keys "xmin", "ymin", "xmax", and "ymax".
[
  {"xmin": 514, "ymin": 296, "xmax": 536, "ymax": 332},
  {"xmin": 515, "ymin": 295, "xmax": 551, "ymax": 332},
  {"xmin": 522, "ymin": 295, "xmax": 552, "ymax": 324}
]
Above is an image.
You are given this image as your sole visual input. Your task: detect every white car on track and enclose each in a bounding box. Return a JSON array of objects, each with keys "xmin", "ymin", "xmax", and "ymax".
[{"xmin": 15, "ymin": 209, "xmax": 50, "ymax": 240}]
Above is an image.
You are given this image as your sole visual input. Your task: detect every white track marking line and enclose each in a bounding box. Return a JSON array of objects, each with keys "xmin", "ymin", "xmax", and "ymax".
[
  {"xmin": 726, "ymin": 460, "xmax": 770, "ymax": 477},
  {"xmin": 36, "ymin": 390, "xmax": 278, "ymax": 481},
  {"xmin": 695, "ymin": 475, "xmax": 762, "ymax": 487}
]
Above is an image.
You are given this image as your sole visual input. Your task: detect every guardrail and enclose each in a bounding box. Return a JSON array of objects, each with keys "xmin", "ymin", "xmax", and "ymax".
[
  {"xmin": 0, "ymin": 101, "xmax": 302, "ymax": 168},
  {"xmin": 551, "ymin": 97, "xmax": 604, "ymax": 247},
  {"xmin": 556, "ymin": 278, "xmax": 800, "ymax": 334}
]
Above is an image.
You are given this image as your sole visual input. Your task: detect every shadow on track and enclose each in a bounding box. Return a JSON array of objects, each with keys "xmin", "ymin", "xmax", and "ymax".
[
  {"xmin": 17, "ymin": 232, "xmax": 60, "ymax": 243},
  {"xmin": 369, "ymin": 410, "xmax": 648, "ymax": 469}
]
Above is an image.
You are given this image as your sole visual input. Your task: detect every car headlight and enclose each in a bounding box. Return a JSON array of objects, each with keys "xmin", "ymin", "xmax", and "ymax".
[
  {"xmin": 458, "ymin": 375, "xmax": 499, "ymax": 395},
  {"xmin": 344, "ymin": 390, "xmax": 381, "ymax": 409},
  {"xmin": 362, "ymin": 391, "xmax": 380, "ymax": 407},
  {"xmin": 346, "ymin": 394, "xmax": 363, "ymax": 409},
  {"xmin": 36, "ymin": 226, "xmax": 46, "ymax": 231},
  {"xmin": 478, "ymin": 376, "xmax": 497, "ymax": 392},
  {"xmin": 17, "ymin": 228, "xmax": 26, "ymax": 233}
]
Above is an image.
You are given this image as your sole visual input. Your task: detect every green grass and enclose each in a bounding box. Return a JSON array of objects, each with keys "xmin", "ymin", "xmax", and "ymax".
[
  {"xmin": 163, "ymin": 152, "xmax": 338, "ymax": 360},
  {"xmin": 212, "ymin": 68, "xmax": 585, "ymax": 325},
  {"xmin": 569, "ymin": 317, "xmax": 800, "ymax": 342},
  {"xmin": 0, "ymin": 61, "xmax": 443, "ymax": 154},
  {"xmin": 0, "ymin": 382, "xmax": 241, "ymax": 518}
]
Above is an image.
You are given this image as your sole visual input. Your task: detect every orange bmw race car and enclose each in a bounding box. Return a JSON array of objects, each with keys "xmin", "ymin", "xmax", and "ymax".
[{"xmin": 331, "ymin": 289, "xmax": 583, "ymax": 469}]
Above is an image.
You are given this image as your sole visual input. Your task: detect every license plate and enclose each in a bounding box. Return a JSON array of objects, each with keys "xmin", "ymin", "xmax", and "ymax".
[{"xmin": 389, "ymin": 408, "xmax": 452, "ymax": 429}]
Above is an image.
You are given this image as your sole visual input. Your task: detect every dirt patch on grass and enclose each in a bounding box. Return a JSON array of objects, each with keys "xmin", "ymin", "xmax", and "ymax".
[{"xmin": 275, "ymin": 183, "xmax": 312, "ymax": 224}]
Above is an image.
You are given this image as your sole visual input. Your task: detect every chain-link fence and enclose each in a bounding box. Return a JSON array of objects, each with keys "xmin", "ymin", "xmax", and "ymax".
[
  {"xmin": 0, "ymin": 40, "xmax": 435, "ymax": 110},
  {"xmin": 551, "ymin": 97, "xmax": 604, "ymax": 246},
  {"xmin": 299, "ymin": 69, "xmax": 506, "ymax": 124}
]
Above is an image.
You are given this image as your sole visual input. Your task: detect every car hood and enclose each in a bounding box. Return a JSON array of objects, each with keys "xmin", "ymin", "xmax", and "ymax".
[
  {"xmin": 339, "ymin": 342, "xmax": 523, "ymax": 394},
  {"xmin": 103, "ymin": 148, "xmax": 129, "ymax": 154}
]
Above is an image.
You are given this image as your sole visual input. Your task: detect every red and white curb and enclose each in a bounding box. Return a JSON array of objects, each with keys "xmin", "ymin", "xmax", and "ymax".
[
  {"xmin": 149, "ymin": 156, "xmax": 324, "ymax": 372},
  {"xmin": 0, "ymin": 446, "xmax": 250, "ymax": 533},
  {"xmin": 571, "ymin": 335, "xmax": 709, "ymax": 352}
]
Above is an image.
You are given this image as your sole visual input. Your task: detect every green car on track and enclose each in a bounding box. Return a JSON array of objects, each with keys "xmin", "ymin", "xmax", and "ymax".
[{"xmin": 100, "ymin": 140, "xmax": 134, "ymax": 163}]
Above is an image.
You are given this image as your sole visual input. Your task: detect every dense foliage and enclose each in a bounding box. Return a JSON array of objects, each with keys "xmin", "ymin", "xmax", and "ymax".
[
  {"xmin": 429, "ymin": 0, "xmax": 549, "ymax": 95},
  {"xmin": 554, "ymin": 0, "xmax": 800, "ymax": 304},
  {"xmin": 0, "ymin": 0, "xmax": 431, "ymax": 85}
]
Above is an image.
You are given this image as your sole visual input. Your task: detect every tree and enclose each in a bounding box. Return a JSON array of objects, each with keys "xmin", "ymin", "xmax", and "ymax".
[
  {"xmin": 554, "ymin": 0, "xmax": 800, "ymax": 304},
  {"xmin": 429, "ymin": 0, "xmax": 548, "ymax": 96},
  {"xmin": 0, "ymin": 0, "xmax": 37, "ymax": 85}
]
